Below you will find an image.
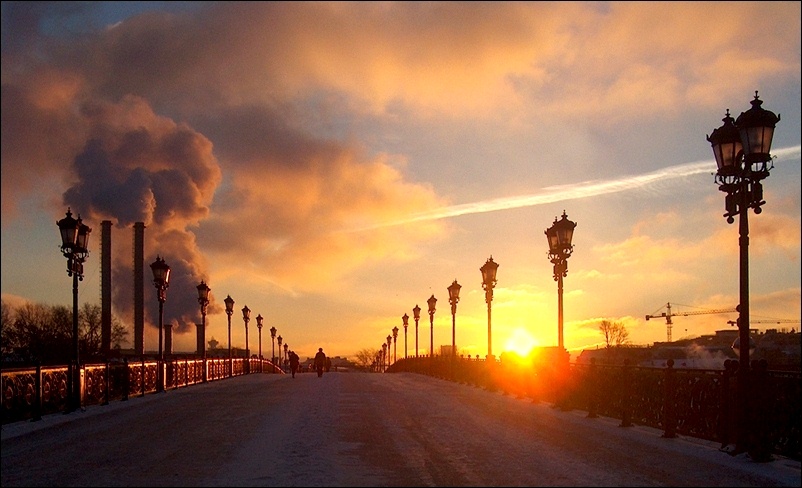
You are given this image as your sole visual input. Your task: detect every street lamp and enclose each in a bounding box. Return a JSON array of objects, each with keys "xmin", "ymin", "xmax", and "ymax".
[
  {"xmin": 150, "ymin": 255, "xmax": 171, "ymax": 392},
  {"xmin": 402, "ymin": 313, "xmax": 409, "ymax": 359},
  {"xmin": 242, "ymin": 305, "xmax": 251, "ymax": 373},
  {"xmin": 283, "ymin": 342, "xmax": 288, "ymax": 368},
  {"xmin": 270, "ymin": 326, "xmax": 277, "ymax": 373},
  {"xmin": 427, "ymin": 295, "xmax": 437, "ymax": 358},
  {"xmin": 480, "ymin": 256, "xmax": 498, "ymax": 360},
  {"xmin": 413, "ymin": 304, "xmax": 421, "ymax": 358},
  {"xmin": 391, "ymin": 327, "xmax": 398, "ymax": 365},
  {"xmin": 382, "ymin": 343, "xmax": 388, "ymax": 371},
  {"xmin": 224, "ymin": 295, "xmax": 235, "ymax": 376},
  {"xmin": 545, "ymin": 212, "xmax": 576, "ymax": 352},
  {"xmin": 196, "ymin": 280, "xmax": 211, "ymax": 382},
  {"xmin": 707, "ymin": 91, "xmax": 779, "ymax": 457},
  {"xmin": 447, "ymin": 279, "xmax": 461, "ymax": 361},
  {"xmin": 256, "ymin": 314, "xmax": 264, "ymax": 372},
  {"xmin": 277, "ymin": 335, "xmax": 283, "ymax": 371},
  {"xmin": 56, "ymin": 208, "xmax": 91, "ymax": 411}
]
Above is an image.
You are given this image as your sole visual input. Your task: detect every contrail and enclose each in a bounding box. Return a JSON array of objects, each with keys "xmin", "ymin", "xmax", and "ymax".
[{"xmin": 355, "ymin": 145, "xmax": 801, "ymax": 231}]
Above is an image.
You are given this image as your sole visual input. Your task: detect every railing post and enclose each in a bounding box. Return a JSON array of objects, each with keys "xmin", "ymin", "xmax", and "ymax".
[
  {"xmin": 102, "ymin": 361, "xmax": 110, "ymax": 406},
  {"xmin": 718, "ymin": 359, "xmax": 737, "ymax": 449},
  {"xmin": 32, "ymin": 363, "xmax": 42, "ymax": 422},
  {"xmin": 587, "ymin": 357, "xmax": 598, "ymax": 418},
  {"xmin": 122, "ymin": 357, "xmax": 129, "ymax": 401},
  {"xmin": 748, "ymin": 359, "xmax": 773, "ymax": 462},
  {"xmin": 619, "ymin": 359, "xmax": 632, "ymax": 427},
  {"xmin": 662, "ymin": 359, "xmax": 677, "ymax": 438},
  {"xmin": 141, "ymin": 357, "xmax": 146, "ymax": 397}
]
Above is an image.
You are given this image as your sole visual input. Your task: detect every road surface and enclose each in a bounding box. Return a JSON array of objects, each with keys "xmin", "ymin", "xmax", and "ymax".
[{"xmin": 2, "ymin": 372, "xmax": 799, "ymax": 486}]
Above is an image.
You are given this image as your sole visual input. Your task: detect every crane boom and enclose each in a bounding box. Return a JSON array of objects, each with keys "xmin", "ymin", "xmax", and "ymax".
[
  {"xmin": 645, "ymin": 302, "xmax": 737, "ymax": 342},
  {"xmin": 727, "ymin": 318, "xmax": 800, "ymax": 326}
]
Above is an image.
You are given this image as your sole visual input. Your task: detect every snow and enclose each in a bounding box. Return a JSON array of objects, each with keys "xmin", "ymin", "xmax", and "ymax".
[{"xmin": 2, "ymin": 372, "xmax": 800, "ymax": 486}]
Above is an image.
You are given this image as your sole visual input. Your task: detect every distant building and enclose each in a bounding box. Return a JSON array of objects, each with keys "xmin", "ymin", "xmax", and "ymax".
[{"xmin": 575, "ymin": 328, "xmax": 800, "ymax": 371}]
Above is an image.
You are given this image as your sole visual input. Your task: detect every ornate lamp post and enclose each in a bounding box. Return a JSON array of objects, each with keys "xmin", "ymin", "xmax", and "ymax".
[
  {"xmin": 427, "ymin": 295, "xmax": 437, "ymax": 359},
  {"xmin": 707, "ymin": 91, "xmax": 779, "ymax": 458},
  {"xmin": 382, "ymin": 343, "xmax": 388, "ymax": 372},
  {"xmin": 56, "ymin": 208, "xmax": 91, "ymax": 411},
  {"xmin": 447, "ymin": 279, "xmax": 461, "ymax": 360},
  {"xmin": 196, "ymin": 280, "xmax": 211, "ymax": 382},
  {"xmin": 150, "ymin": 255, "xmax": 171, "ymax": 392},
  {"xmin": 480, "ymin": 256, "xmax": 498, "ymax": 360},
  {"xmin": 447, "ymin": 279, "xmax": 461, "ymax": 379},
  {"xmin": 242, "ymin": 305, "xmax": 251, "ymax": 373},
  {"xmin": 545, "ymin": 212, "xmax": 576, "ymax": 352},
  {"xmin": 277, "ymin": 335, "xmax": 283, "ymax": 371},
  {"xmin": 413, "ymin": 304, "xmax": 421, "ymax": 358},
  {"xmin": 402, "ymin": 313, "xmax": 409, "ymax": 359},
  {"xmin": 256, "ymin": 314, "xmax": 264, "ymax": 372},
  {"xmin": 283, "ymin": 342, "xmax": 289, "ymax": 365},
  {"xmin": 224, "ymin": 295, "xmax": 235, "ymax": 376},
  {"xmin": 391, "ymin": 328, "xmax": 399, "ymax": 364},
  {"xmin": 270, "ymin": 326, "xmax": 277, "ymax": 373}
]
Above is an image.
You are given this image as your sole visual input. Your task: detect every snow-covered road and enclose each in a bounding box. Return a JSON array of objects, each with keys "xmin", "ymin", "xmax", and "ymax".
[{"xmin": 2, "ymin": 372, "xmax": 799, "ymax": 486}]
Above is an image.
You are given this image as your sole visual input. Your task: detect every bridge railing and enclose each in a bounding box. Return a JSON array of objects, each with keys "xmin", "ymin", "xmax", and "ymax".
[
  {"xmin": 1, "ymin": 357, "xmax": 283, "ymax": 425},
  {"xmin": 388, "ymin": 355, "xmax": 800, "ymax": 461}
]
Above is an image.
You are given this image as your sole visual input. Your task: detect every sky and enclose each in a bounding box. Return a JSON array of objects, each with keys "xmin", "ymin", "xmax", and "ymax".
[{"xmin": 1, "ymin": 1, "xmax": 800, "ymax": 361}]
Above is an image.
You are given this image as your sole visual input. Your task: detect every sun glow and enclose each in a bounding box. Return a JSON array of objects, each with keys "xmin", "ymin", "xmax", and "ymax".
[{"xmin": 503, "ymin": 328, "xmax": 540, "ymax": 358}]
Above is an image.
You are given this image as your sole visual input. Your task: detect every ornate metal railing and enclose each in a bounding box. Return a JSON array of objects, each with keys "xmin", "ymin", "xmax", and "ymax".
[
  {"xmin": 389, "ymin": 355, "xmax": 800, "ymax": 461},
  {"xmin": 1, "ymin": 357, "xmax": 282, "ymax": 425},
  {"xmin": 4, "ymin": 354, "xmax": 798, "ymax": 461}
]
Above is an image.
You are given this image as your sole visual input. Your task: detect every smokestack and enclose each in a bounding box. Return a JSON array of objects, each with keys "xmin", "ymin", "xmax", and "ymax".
[
  {"xmin": 133, "ymin": 222, "xmax": 145, "ymax": 355},
  {"xmin": 196, "ymin": 323, "xmax": 204, "ymax": 356},
  {"xmin": 101, "ymin": 220, "xmax": 112, "ymax": 357},
  {"xmin": 165, "ymin": 324, "xmax": 173, "ymax": 356}
]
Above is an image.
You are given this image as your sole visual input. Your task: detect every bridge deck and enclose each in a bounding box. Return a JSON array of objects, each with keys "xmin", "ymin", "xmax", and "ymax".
[{"xmin": 2, "ymin": 372, "xmax": 799, "ymax": 487}]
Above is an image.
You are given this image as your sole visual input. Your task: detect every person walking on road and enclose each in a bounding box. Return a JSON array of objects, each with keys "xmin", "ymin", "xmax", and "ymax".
[
  {"xmin": 314, "ymin": 348, "xmax": 327, "ymax": 377},
  {"xmin": 289, "ymin": 350, "xmax": 300, "ymax": 378}
]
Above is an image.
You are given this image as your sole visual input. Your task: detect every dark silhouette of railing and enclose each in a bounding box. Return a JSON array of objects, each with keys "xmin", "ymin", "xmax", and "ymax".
[
  {"xmin": 388, "ymin": 354, "xmax": 800, "ymax": 461},
  {"xmin": 1, "ymin": 357, "xmax": 282, "ymax": 425}
]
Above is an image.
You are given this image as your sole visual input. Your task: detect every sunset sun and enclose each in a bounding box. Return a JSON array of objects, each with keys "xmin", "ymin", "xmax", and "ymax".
[{"xmin": 503, "ymin": 328, "xmax": 540, "ymax": 358}]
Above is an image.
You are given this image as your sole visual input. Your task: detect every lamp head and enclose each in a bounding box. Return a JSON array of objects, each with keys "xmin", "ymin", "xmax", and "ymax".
[
  {"xmin": 427, "ymin": 294, "xmax": 437, "ymax": 314},
  {"xmin": 735, "ymin": 91, "xmax": 779, "ymax": 166},
  {"xmin": 150, "ymin": 255, "xmax": 171, "ymax": 289},
  {"xmin": 197, "ymin": 280, "xmax": 211, "ymax": 304},
  {"xmin": 447, "ymin": 279, "xmax": 462, "ymax": 304}
]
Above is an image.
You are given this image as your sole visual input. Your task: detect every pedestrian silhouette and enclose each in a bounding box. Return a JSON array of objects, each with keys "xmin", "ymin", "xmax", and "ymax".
[
  {"xmin": 314, "ymin": 347, "xmax": 327, "ymax": 377},
  {"xmin": 289, "ymin": 350, "xmax": 300, "ymax": 378}
]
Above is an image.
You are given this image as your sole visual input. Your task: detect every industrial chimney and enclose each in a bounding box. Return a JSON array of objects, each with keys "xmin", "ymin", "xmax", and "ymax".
[
  {"xmin": 133, "ymin": 222, "xmax": 145, "ymax": 355},
  {"xmin": 100, "ymin": 220, "xmax": 112, "ymax": 357}
]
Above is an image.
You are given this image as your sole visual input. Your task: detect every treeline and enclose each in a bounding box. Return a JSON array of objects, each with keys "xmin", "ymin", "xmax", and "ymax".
[{"xmin": 0, "ymin": 300, "xmax": 128, "ymax": 366}]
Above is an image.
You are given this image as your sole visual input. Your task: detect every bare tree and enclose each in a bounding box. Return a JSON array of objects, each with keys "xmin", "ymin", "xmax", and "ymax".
[
  {"xmin": 353, "ymin": 347, "xmax": 380, "ymax": 370},
  {"xmin": 80, "ymin": 303, "xmax": 129, "ymax": 358},
  {"xmin": 1, "ymin": 300, "xmax": 128, "ymax": 364},
  {"xmin": 0, "ymin": 299, "xmax": 13, "ymax": 355},
  {"xmin": 599, "ymin": 320, "xmax": 630, "ymax": 348}
]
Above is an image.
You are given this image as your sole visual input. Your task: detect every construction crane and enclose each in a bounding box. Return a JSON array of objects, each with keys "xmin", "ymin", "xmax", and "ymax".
[
  {"xmin": 726, "ymin": 318, "xmax": 800, "ymax": 327},
  {"xmin": 645, "ymin": 302, "xmax": 737, "ymax": 342}
]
